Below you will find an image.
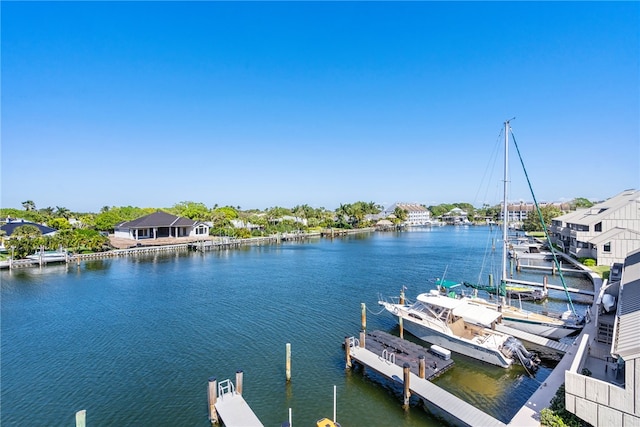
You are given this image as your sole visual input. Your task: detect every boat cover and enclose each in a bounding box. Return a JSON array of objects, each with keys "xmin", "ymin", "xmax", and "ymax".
[{"xmin": 451, "ymin": 303, "xmax": 503, "ymax": 328}]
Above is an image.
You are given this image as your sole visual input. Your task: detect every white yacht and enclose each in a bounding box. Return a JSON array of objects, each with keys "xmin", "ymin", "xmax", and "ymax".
[{"xmin": 379, "ymin": 290, "xmax": 540, "ymax": 371}]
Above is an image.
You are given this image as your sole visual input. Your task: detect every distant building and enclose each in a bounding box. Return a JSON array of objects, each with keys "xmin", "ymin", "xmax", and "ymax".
[
  {"xmin": 384, "ymin": 203, "xmax": 431, "ymax": 226},
  {"xmin": 0, "ymin": 218, "xmax": 57, "ymax": 237},
  {"xmin": 499, "ymin": 202, "xmax": 572, "ymax": 225},
  {"xmin": 114, "ymin": 211, "xmax": 210, "ymax": 240},
  {"xmin": 442, "ymin": 207, "xmax": 469, "ymax": 225},
  {"xmin": 549, "ymin": 190, "xmax": 640, "ymax": 265}
]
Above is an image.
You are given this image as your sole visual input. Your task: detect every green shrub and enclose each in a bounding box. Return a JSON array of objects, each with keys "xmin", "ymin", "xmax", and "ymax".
[
  {"xmin": 541, "ymin": 408, "xmax": 567, "ymax": 427},
  {"xmin": 578, "ymin": 258, "xmax": 596, "ymax": 266}
]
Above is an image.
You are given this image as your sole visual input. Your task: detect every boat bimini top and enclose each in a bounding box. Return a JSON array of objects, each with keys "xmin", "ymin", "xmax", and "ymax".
[{"xmin": 417, "ymin": 291, "xmax": 503, "ymax": 328}]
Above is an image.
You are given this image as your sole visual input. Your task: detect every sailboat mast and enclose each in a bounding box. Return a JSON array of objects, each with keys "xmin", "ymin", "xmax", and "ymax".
[{"xmin": 501, "ymin": 120, "xmax": 510, "ymax": 285}]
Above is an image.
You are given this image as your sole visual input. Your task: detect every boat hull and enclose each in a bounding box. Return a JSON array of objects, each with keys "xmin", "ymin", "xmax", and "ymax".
[
  {"xmin": 385, "ymin": 305, "xmax": 513, "ymax": 368},
  {"xmin": 501, "ymin": 317, "xmax": 579, "ymax": 340}
]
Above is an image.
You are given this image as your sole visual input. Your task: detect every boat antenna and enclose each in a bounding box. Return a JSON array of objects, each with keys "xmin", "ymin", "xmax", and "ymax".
[{"xmin": 509, "ymin": 128, "xmax": 578, "ymax": 317}]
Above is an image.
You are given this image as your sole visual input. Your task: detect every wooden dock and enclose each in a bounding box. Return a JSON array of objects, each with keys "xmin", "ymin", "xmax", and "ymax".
[
  {"xmin": 214, "ymin": 392, "xmax": 263, "ymax": 427},
  {"xmin": 346, "ymin": 331, "xmax": 505, "ymax": 427},
  {"xmin": 208, "ymin": 374, "xmax": 263, "ymax": 427},
  {"xmin": 362, "ymin": 330, "xmax": 453, "ymax": 379}
]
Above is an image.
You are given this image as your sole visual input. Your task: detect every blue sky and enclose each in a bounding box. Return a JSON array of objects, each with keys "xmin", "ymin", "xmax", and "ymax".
[{"xmin": 2, "ymin": 1, "xmax": 638, "ymax": 213}]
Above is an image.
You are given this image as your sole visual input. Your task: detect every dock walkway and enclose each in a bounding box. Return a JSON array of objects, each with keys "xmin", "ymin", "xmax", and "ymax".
[
  {"xmin": 348, "ymin": 334, "xmax": 505, "ymax": 427},
  {"xmin": 214, "ymin": 393, "xmax": 263, "ymax": 427}
]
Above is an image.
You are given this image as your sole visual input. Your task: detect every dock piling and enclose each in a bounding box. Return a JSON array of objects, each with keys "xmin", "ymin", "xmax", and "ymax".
[
  {"xmin": 235, "ymin": 370, "xmax": 243, "ymax": 395},
  {"xmin": 208, "ymin": 376, "xmax": 218, "ymax": 424},
  {"xmin": 359, "ymin": 330, "xmax": 365, "ymax": 348},
  {"xmin": 361, "ymin": 303, "xmax": 366, "ymax": 331},
  {"xmin": 75, "ymin": 410, "xmax": 86, "ymax": 427},
  {"xmin": 285, "ymin": 343, "xmax": 291, "ymax": 382},
  {"xmin": 402, "ymin": 363, "xmax": 411, "ymax": 409},
  {"xmin": 344, "ymin": 336, "xmax": 352, "ymax": 369},
  {"xmin": 418, "ymin": 355, "xmax": 426, "ymax": 379}
]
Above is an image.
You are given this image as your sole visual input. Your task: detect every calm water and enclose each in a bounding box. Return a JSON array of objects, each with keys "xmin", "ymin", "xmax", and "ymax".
[{"xmin": 1, "ymin": 226, "xmax": 592, "ymax": 426}]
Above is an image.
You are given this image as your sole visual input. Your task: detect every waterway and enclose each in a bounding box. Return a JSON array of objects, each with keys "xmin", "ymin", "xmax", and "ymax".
[{"xmin": 1, "ymin": 226, "xmax": 593, "ymax": 426}]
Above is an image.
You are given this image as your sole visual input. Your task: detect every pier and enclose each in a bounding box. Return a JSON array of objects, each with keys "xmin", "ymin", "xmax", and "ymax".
[
  {"xmin": 208, "ymin": 372, "xmax": 263, "ymax": 427},
  {"xmin": 344, "ymin": 331, "xmax": 505, "ymax": 427}
]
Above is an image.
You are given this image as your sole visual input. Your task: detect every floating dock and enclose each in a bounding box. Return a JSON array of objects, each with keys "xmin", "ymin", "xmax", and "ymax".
[{"xmin": 345, "ymin": 331, "xmax": 505, "ymax": 427}]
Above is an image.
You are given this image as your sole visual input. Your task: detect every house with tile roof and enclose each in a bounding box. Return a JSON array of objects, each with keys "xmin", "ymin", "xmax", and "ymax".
[
  {"xmin": 114, "ymin": 211, "xmax": 210, "ymax": 241},
  {"xmin": 549, "ymin": 189, "xmax": 640, "ymax": 265}
]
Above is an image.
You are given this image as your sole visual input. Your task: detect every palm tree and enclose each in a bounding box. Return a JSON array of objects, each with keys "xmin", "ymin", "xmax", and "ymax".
[{"xmin": 55, "ymin": 206, "xmax": 71, "ymax": 219}]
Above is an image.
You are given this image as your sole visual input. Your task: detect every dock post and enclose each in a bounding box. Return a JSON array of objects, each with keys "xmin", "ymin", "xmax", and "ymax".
[
  {"xmin": 286, "ymin": 343, "xmax": 292, "ymax": 382},
  {"xmin": 235, "ymin": 370, "xmax": 243, "ymax": 395},
  {"xmin": 400, "ymin": 287, "xmax": 405, "ymax": 304},
  {"xmin": 510, "ymin": 258, "xmax": 514, "ymax": 278},
  {"xmin": 543, "ymin": 275, "xmax": 548, "ymax": 292},
  {"xmin": 552, "ymin": 262, "xmax": 556, "ymax": 276},
  {"xmin": 402, "ymin": 363, "xmax": 411, "ymax": 410},
  {"xmin": 207, "ymin": 376, "xmax": 218, "ymax": 424},
  {"xmin": 516, "ymin": 258, "xmax": 521, "ymax": 272},
  {"xmin": 359, "ymin": 330, "xmax": 365, "ymax": 348},
  {"xmin": 75, "ymin": 410, "xmax": 86, "ymax": 427},
  {"xmin": 361, "ymin": 303, "xmax": 366, "ymax": 331},
  {"xmin": 344, "ymin": 336, "xmax": 352, "ymax": 369},
  {"xmin": 418, "ymin": 355, "xmax": 425, "ymax": 379}
]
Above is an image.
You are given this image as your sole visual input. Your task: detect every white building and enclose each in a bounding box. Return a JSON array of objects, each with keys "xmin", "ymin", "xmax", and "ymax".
[
  {"xmin": 549, "ymin": 189, "xmax": 640, "ymax": 265},
  {"xmin": 384, "ymin": 203, "xmax": 431, "ymax": 226},
  {"xmin": 114, "ymin": 211, "xmax": 209, "ymax": 240}
]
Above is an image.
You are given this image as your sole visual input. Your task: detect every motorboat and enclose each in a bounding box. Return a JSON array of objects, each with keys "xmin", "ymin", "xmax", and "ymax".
[{"xmin": 379, "ymin": 290, "xmax": 540, "ymax": 371}]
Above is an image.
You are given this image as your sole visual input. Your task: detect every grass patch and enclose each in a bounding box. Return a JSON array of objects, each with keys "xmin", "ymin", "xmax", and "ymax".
[{"xmin": 589, "ymin": 265, "xmax": 610, "ymax": 280}]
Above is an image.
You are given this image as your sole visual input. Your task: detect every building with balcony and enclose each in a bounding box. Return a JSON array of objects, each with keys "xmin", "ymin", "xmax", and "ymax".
[
  {"xmin": 384, "ymin": 203, "xmax": 431, "ymax": 226},
  {"xmin": 565, "ymin": 248, "xmax": 640, "ymax": 426},
  {"xmin": 549, "ymin": 189, "xmax": 640, "ymax": 265}
]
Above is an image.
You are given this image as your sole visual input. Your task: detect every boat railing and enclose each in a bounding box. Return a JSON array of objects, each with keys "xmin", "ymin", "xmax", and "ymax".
[
  {"xmin": 217, "ymin": 379, "xmax": 235, "ymax": 399},
  {"xmin": 381, "ymin": 349, "xmax": 396, "ymax": 365}
]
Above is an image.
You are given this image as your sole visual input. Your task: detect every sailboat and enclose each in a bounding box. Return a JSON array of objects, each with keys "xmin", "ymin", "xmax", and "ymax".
[{"xmin": 445, "ymin": 120, "xmax": 585, "ymax": 340}]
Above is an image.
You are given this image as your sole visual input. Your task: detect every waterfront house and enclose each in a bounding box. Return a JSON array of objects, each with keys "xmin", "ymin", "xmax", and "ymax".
[
  {"xmin": 549, "ymin": 189, "xmax": 640, "ymax": 265},
  {"xmin": 442, "ymin": 207, "xmax": 469, "ymax": 225},
  {"xmin": 565, "ymin": 248, "xmax": 640, "ymax": 426},
  {"xmin": 114, "ymin": 211, "xmax": 210, "ymax": 241},
  {"xmin": 383, "ymin": 203, "xmax": 432, "ymax": 226},
  {"xmin": 0, "ymin": 218, "xmax": 57, "ymax": 237}
]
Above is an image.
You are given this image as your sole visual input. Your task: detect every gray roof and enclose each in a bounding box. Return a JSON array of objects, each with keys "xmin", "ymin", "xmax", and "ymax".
[
  {"xmin": 612, "ymin": 249, "xmax": 640, "ymax": 359},
  {"xmin": 0, "ymin": 220, "xmax": 57, "ymax": 236},
  {"xmin": 560, "ymin": 189, "xmax": 639, "ymax": 226},
  {"xmin": 117, "ymin": 211, "xmax": 197, "ymax": 229}
]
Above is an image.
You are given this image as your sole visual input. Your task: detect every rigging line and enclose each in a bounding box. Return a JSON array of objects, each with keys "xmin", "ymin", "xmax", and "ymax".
[
  {"xmin": 509, "ymin": 130, "xmax": 578, "ymax": 317},
  {"xmin": 366, "ymin": 306, "xmax": 388, "ymax": 316}
]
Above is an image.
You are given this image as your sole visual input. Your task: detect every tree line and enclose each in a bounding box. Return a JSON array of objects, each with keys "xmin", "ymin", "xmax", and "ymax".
[{"xmin": 1, "ymin": 197, "xmax": 595, "ymax": 258}]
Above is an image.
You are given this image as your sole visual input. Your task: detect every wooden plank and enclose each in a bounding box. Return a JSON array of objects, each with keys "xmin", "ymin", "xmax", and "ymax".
[{"xmin": 215, "ymin": 394, "xmax": 263, "ymax": 427}]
